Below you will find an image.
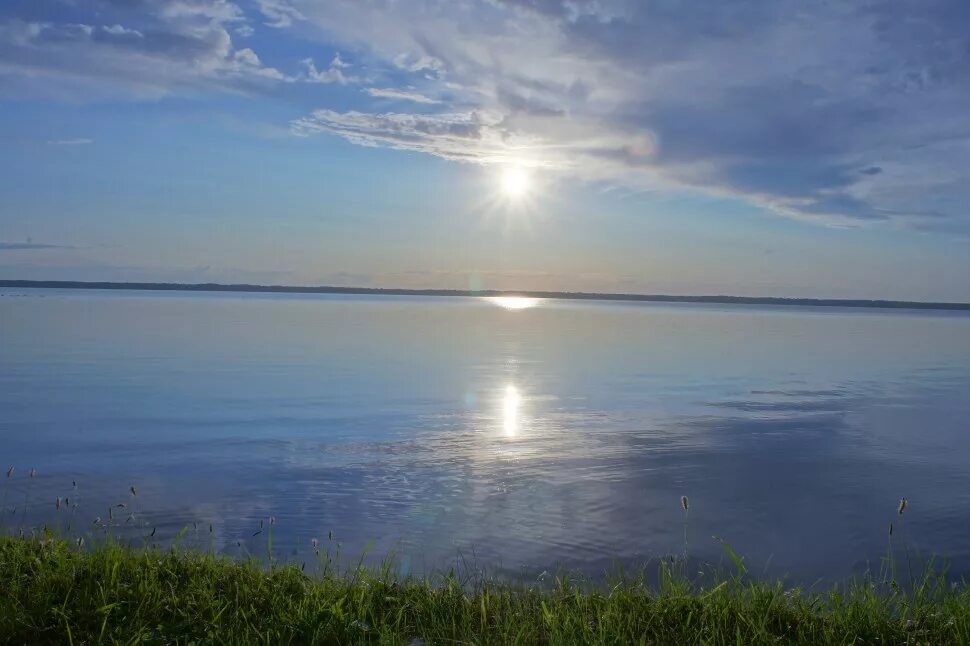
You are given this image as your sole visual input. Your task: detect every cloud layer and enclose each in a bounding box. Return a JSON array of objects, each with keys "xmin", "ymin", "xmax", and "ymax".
[
  {"xmin": 3, "ymin": 0, "xmax": 969, "ymax": 229},
  {"xmin": 282, "ymin": 0, "xmax": 970, "ymax": 229},
  {"xmin": 0, "ymin": 0, "xmax": 285, "ymax": 97},
  {"xmin": 0, "ymin": 241, "xmax": 75, "ymax": 251}
]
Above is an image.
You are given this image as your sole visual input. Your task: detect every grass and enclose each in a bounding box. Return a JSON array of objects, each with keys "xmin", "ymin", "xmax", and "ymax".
[
  {"xmin": 2, "ymin": 473, "xmax": 966, "ymax": 643},
  {"xmin": 3, "ymin": 535, "xmax": 970, "ymax": 644}
]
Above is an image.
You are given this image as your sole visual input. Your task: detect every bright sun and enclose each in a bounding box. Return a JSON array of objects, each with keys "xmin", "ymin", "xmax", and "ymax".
[{"xmin": 500, "ymin": 166, "xmax": 532, "ymax": 200}]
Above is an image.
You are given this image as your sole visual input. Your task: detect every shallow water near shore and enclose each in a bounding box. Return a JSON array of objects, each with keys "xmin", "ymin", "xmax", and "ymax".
[{"xmin": 2, "ymin": 288, "xmax": 970, "ymax": 581}]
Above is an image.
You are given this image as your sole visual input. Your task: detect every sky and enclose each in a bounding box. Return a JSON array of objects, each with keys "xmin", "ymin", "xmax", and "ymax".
[{"xmin": 1, "ymin": 0, "xmax": 969, "ymax": 301}]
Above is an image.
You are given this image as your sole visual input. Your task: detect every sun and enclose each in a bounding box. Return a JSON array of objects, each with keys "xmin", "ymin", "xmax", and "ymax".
[
  {"xmin": 500, "ymin": 166, "xmax": 532, "ymax": 201},
  {"xmin": 481, "ymin": 161, "xmax": 544, "ymax": 217}
]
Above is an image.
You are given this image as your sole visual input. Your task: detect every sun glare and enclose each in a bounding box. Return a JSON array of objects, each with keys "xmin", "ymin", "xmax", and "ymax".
[
  {"xmin": 486, "ymin": 296, "xmax": 540, "ymax": 310},
  {"xmin": 502, "ymin": 384, "xmax": 521, "ymax": 436},
  {"xmin": 500, "ymin": 166, "xmax": 532, "ymax": 201}
]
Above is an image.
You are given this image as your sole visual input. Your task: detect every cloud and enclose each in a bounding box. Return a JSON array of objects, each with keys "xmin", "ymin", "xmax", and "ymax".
[
  {"xmin": 0, "ymin": 0, "xmax": 286, "ymax": 97},
  {"xmin": 279, "ymin": 0, "xmax": 970, "ymax": 230},
  {"xmin": 47, "ymin": 138, "xmax": 94, "ymax": 145},
  {"xmin": 0, "ymin": 242, "xmax": 75, "ymax": 251},
  {"xmin": 292, "ymin": 110, "xmax": 520, "ymax": 164},
  {"xmin": 4, "ymin": 0, "xmax": 970, "ymax": 230},
  {"xmin": 392, "ymin": 53, "xmax": 445, "ymax": 78},
  {"xmin": 0, "ymin": 260, "xmax": 300, "ymax": 284},
  {"xmin": 159, "ymin": 0, "xmax": 245, "ymax": 22},
  {"xmin": 290, "ymin": 106, "xmax": 665, "ymax": 205},
  {"xmin": 300, "ymin": 53, "xmax": 357, "ymax": 84},
  {"xmin": 102, "ymin": 24, "xmax": 143, "ymax": 38},
  {"xmin": 256, "ymin": 0, "xmax": 305, "ymax": 28},
  {"xmin": 364, "ymin": 87, "xmax": 440, "ymax": 104}
]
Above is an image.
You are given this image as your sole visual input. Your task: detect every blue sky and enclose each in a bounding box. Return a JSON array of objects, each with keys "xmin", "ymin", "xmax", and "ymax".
[{"xmin": 1, "ymin": 0, "xmax": 969, "ymax": 300}]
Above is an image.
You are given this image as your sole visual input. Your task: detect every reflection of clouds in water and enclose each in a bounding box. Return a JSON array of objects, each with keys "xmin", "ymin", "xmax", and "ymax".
[
  {"xmin": 7, "ymin": 293, "xmax": 970, "ymax": 582},
  {"xmin": 255, "ymin": 371, "xmax": 970, "ymax": 580},
  {"xmin": 12, "ymin": 370, "xmax": 970, "ymax": 580}
]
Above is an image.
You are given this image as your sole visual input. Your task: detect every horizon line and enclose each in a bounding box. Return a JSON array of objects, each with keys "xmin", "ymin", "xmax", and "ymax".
[{"xmin": 2, "ymin": 279, "xmax": 969, "ymax": 311}]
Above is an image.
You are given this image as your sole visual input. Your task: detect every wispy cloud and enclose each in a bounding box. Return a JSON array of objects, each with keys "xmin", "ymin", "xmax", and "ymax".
[
  {"xmin": 392, "ymin": 54, "xmax": 445, "ymax": 77},
  {"xmin": 290, "ymin": 107, "xmax": 660, "ymax": 187},
  {"xmin": 4, "ymin": 0, "xmax": 970, "ymax": 232},
  {"xmin": 364, "ymin": 87, "xmax": 440, "ymax": 104},
  {"xmin": 0, "ymin": 241, "xmax": 76, "ymax": 251},
  {"xmin": 291, "ymin": 110, "xmax": 520, "ymax": 164},
  {"xmin": 256, "ymin": 0, "xmax": 305, "ymax": 28},
  {"xmin": 0, "ymin": 0, "xmax": 286, "ymax": 97},
  {"xmin": 47, "ymin": 138, "xmax": 94, "ymax": 146},
  {"xmin": 278, "ymin": 0, "xmax": 970, "ymax": 231}
]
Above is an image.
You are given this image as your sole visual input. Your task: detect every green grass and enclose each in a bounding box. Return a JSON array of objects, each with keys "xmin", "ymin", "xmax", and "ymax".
[{"xmin": 2, "ymin": 536, "xmax": 970, "ymax": 644}]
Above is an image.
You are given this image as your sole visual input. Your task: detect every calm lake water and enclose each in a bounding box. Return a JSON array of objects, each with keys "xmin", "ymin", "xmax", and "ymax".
[{"xmin": 2, "ymin": 288, "xmax": 970, "ymax": 581}]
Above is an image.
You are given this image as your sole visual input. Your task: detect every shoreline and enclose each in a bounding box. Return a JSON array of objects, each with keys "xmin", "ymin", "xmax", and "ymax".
[
  {"xmin": 2, "ymin": 535, "xmax": 968, "ymax": 643},
  {"xmin": 2, "ymin": 279, "xmax": 970, "ymax": 311}
]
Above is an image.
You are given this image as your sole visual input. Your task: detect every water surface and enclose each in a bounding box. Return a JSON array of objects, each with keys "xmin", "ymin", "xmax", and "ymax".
[{"xmin": 2, "ymin": 289, "xmax": 969, "ymax": 580}]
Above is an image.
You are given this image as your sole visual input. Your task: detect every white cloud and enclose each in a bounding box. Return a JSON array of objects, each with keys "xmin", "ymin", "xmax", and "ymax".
[
  {"xmin": 101, "ymin": 24, "xmax": 143, "ymax": 37},
  {"xmin": 256, "ymin": 0, "xmax": 305, "ymax": 28},
  {"xmin": 293, "ymin": 110, "xmax": 523, "ymax": 163},
  {"xmin": 289, "ymin": 107, "xmax": 657, "ymax": 188},
  {"xmin": 0, "ymin": 0, "xmax": 284, "ymax": 97},
  {"xmin": 330, "ymin": 52, "xmax": 350, "ymax": 69},
  {"xmin": 300, "ymin": 53, "xmax": 357, "ymax": 84},
  {"xmin": 160, "ymin": 0, "xmax": 245, "ymax": 23},
  {"xmin": 230, "ymin": 48, "xmax": 286, "ymax": 80},
  {"xmin": 279, "ymin": 0, "xmax": 970, "ymax": 230},
  {"xmin": 364, "ymin": 87, "xmax": 440, "ymax": 104},
  {"xmin": 5, "ymin": 0, "xmax": 970, "ymax": 230},
  {"xmin": 392, "ymin": 53, "xmax": 445, "ymax": 78}
]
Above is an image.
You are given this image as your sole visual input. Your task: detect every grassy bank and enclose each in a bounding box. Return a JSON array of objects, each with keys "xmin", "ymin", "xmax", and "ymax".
[{"xmin": 2, "ymin": 537, "xmax": 970, "ymax": 644}]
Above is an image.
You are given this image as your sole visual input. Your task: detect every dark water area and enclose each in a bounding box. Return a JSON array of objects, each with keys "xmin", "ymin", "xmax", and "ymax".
[{"xmin": 2, "ymin": 288, "xmax": 969, "ymax": 582}]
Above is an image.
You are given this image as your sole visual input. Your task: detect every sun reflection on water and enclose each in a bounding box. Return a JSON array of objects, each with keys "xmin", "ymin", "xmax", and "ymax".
[
  {"xmin": 486, "ymin": 296, "xmax": 541, "ymax": 310},
  {"xmin": 502, "ymin": 384, "xmax": 521, "ymax": 437}
]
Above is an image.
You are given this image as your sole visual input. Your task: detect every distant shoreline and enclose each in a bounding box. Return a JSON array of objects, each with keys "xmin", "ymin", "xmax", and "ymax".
[{"xmin": 2, "ymin": 279, "xmax": 969, "ymax": 311}]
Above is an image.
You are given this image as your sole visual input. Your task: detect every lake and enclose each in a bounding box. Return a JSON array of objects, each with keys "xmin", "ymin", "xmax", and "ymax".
[{"xmin": 2, "ymin": 288, "xmax": 970, "ymax": 581}]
